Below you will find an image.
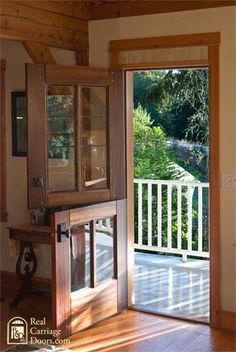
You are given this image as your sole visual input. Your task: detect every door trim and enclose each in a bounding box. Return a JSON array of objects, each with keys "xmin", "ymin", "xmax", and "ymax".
[{"xmin": 110, "ymin": 32, "xmax": 221, "ymax": 328}]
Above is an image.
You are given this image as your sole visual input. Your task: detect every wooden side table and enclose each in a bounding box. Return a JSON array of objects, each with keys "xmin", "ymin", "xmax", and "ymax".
[{"xmin": 8, "ymin": 224, "xmax": 51, "ymax": 308}]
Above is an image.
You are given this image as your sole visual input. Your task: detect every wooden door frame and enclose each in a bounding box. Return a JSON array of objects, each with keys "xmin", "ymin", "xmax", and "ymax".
[{"xmin": 110, "ymin": 32, "xmax": 221, "ymax": 328}]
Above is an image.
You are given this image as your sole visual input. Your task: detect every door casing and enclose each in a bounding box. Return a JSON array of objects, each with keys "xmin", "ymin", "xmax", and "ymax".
[{"xmin": 110, "ymin": 32, "xmax": 221, "ymax": 328}]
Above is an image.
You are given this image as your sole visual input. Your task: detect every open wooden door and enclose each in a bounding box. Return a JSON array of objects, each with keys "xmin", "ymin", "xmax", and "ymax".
[
  {"xmin": 51, "ymin": 200, "xmax": 127, "ymax": 337},
  {"xmin": 26, "ymin": 64, "xmax": 127, "ymax": 337}
]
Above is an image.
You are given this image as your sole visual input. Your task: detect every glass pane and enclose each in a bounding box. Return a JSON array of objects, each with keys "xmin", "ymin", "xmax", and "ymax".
[
  {"xmin": 96, "ymin": 217, "xmax": 114, "ymax": 283},
  {"xmin": 71, "ymin": 223, "xmax": 90, "ymax": 292},
  {"xmin": 47, "ymin": 86, "xmax": 76, "ymax": 192},
  {"xmin": 81, "ymin": 86, "xmax": 108, "ymax": 190}
]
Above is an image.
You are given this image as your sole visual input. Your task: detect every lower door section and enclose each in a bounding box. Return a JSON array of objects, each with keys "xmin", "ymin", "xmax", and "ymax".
[{"xmin": 52, "ymin": 201, "xmax": 123, "ymax": 337}]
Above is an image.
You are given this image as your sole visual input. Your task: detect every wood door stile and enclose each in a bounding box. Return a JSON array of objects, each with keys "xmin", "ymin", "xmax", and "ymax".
[
  {"xmin": 26, "ymin": 64, "xmax": 47, "ymax": 209},
  {"xmin": 51, "ymin": 210, "xmax": 71, "ymax": 338},
  {"xmin": 90, "ymin": 220, "xmax": 96, "ymax": 288},
  {"xmin": 109, "ymin": 69, "xmax": 126, "ymax": 200}
]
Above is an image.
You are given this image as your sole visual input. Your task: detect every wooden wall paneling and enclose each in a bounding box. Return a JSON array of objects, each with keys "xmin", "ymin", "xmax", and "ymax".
[
  {"xmin": 13, "ymin": 1, "xmax": 90, "ymax": 20},
  {"xmin": 116, "ymin": 199, "xmax": 128, "ymax": 312},
  {"xmin": 0, "ymin": 17, "xmax": 88, "ymax": 51},
  {"xmin": 22, "ymin": 42, "xmax": 56, "ymax": 64},
  {"xmin": 0, "ymin": 59, "xmax": 7, "ymax": 222},
  {"xmin": 109, "ymin": 69, "xmax": 126, "ymax": 199},
  {"xmin": 51, "ymin": 209, "xmax": 71, "ymax": 338},
  {"xmin": 1, "ymin": 2, "xmax": 88, "ymax": 33},
  {"xmin": 90, "ymin": 1, "xmax": 236, "ymax": 20},
  {"xmin": 26, "ymin": 63, "xmax": 47, "ymax": 209},
  {"xmin": 208, "ymin": 45, "xmax": 221, "ymax": 329}
]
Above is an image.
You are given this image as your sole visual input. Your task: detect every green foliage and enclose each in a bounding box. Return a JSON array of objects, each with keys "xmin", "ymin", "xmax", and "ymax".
[
  {"xmin": 133, "ymin": 105, "xmax": 209, "ymax": 254},
  {"xmin": 133, "ymin": 69, "xmax": 209, "ymax": 146},
  {"xmin": 133, "ymin": 105, "xmax": 173, "ymax": 179}
]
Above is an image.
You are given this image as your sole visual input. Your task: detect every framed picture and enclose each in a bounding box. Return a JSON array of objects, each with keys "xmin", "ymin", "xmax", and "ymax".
[{"xmin": 11, "ymin": 91, "xmax": 27, "ymax": 156}]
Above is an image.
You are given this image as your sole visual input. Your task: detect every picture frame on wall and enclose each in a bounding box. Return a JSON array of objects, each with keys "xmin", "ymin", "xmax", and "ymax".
[{"xmin": 11, "ymin": 91, "xmax": 27, "ymax": 156}]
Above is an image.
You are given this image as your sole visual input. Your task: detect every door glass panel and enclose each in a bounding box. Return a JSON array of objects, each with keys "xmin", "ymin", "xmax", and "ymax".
[
  {"xmin": 96, "ymin": 217, "xmax": 114, "ymax": 283},
  {"xmin": 81, "ymin": 87, "xmax": 108, "ymax": 189},
  {"xmin": 47, "ymin": 85, "xmax": 76, "ymax": 192},
  {"xmin": 71, "ymin": 223, "xmax": 90, "ymax": 292}
]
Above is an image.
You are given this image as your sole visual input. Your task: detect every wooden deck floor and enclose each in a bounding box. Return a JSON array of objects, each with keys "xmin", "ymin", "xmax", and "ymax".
[{"xmin": 134, "ymin": 252, "xmax": 209, "ymax": 322}]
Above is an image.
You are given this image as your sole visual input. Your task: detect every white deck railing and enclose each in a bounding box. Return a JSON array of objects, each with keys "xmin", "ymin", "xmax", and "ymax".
[{"xmin": 134, "ymin": 178, "xmax": 209, "ymax": 261}]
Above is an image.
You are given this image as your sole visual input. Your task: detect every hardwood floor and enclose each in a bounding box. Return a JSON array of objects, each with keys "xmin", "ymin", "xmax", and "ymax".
[
  {"xmin": 64, "ymin": 310, "xmax": 236, "ymax": 352},
  {"xmin": 1, "ymin": 286, "xmax": 235, "ymax": 352}
]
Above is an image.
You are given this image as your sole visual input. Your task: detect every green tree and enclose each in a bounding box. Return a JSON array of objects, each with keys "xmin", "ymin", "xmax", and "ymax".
[{"xmin": 133, "ymin": 105, "xmax": 173, "ymax": 179}]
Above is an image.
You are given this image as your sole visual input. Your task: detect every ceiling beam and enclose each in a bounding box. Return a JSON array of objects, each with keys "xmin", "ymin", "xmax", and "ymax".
[
  {"xmin": 22, "ymin": 41, "xmax": 56, "ymax": 64},
  {"xmin": 89, "ymin": 0, "xmax": 236, "ymax": 20},
  {"xmin": 75, "ymin": 50, "xmax": 89, "ymax": 66}
]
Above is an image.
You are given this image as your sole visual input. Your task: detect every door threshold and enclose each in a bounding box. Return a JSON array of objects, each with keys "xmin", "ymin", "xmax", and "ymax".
[{"xmin": 129, "ymin": 304, "xmax": 209, "ymax": 325}]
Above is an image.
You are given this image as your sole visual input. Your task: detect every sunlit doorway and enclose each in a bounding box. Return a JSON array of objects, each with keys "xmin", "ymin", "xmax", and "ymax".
[{"xmin": 130, "ymin": 68, "xmax": 210, "ymax": 323}]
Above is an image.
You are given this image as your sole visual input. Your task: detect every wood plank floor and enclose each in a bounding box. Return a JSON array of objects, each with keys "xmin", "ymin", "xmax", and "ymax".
[
  {"xmin": 1, "ymin": 286, "xmax": 235, "ymax": 352},
  {"xmin": 65, "ymin": 310, "xmax": 235, "ymax": 352}
]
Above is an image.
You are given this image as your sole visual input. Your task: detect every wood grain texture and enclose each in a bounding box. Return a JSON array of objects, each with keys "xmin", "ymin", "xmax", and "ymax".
[
  {"xmin": 13, "ymin": 1, "xmax": 90, "ymax": 20},
  {"xmin": 70, "ymin": 201, "xmax": 116, "ymax": 225},
  {"xmin": 110, "ymin": 33, "xmax": 220, "ymax": 52},
  {"xmin": 8, "ymin": 224, "xmax": 51, "ymax": 245},
  {"xmin": 51, "ymin": 209, "xmax": 71, "ymax": 338},
  {"xmin": 90, "ymin": 220, "xmax": 96, "ymax": 288},
  {"xmin": 64, "ymin": 310, "xmax": 236, "ymax": 352},
  {"xmin": 109, "ymin": 69, "xmax": 126, "ymax": 199},
  {"xmin": 46, "ymin": 64, "xmax": 108, "ymax": 84},
  {"xmin": 76, "ymin": 50, "xmax": 89, "ymax": 66},
  {"xmin": 71, "ymin": 279, "xmax": 118, "ymax": 334},
  {"xmin": 208, "ymin": 45, "xmax": 221, "ymax": 329},
  {"xmin": 90, "ymin": 0, "xmax": 236, "ymax": 20},
  {"xmin": 26, "ymin": 63, "xmax": 47, "ymax": 209},
  {"xmin": 23, "ymin": 41, "xmax": 56, "ymax": 64},
  {"xmin": 0, "ymin": 1, "xmax": 89, "ymax": 50},
  {"xmin": 1, "ymin": 1, "xmax": 88, "ymax": 33},
  {"xmin": 0, "ymin": 59, "xmax": 7, "ymax": 222},
  {"xmin": 48, "ymin": 189, "xmax": 111, "ymax": 207}
]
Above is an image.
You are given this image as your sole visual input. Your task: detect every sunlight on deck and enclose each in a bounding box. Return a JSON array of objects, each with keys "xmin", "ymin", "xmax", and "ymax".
[{"xmin": 134, "ymin": 252, "xmax": 209, "ymax": 322}]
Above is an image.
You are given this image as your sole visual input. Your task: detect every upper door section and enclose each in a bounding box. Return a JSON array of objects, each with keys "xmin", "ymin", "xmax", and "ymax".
[{"xmin": 26, "ymin": 64, "xmax": 126, "ymax": 209}]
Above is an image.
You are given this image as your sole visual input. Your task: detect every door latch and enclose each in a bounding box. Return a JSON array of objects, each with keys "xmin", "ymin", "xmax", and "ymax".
[
  {"xmin": 33, "ymin": 176, "xmax": 45, "ymax": 188},
  {"xmin": 57, "ymin": 223, "xmax": 71, "ymax": 243}
]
